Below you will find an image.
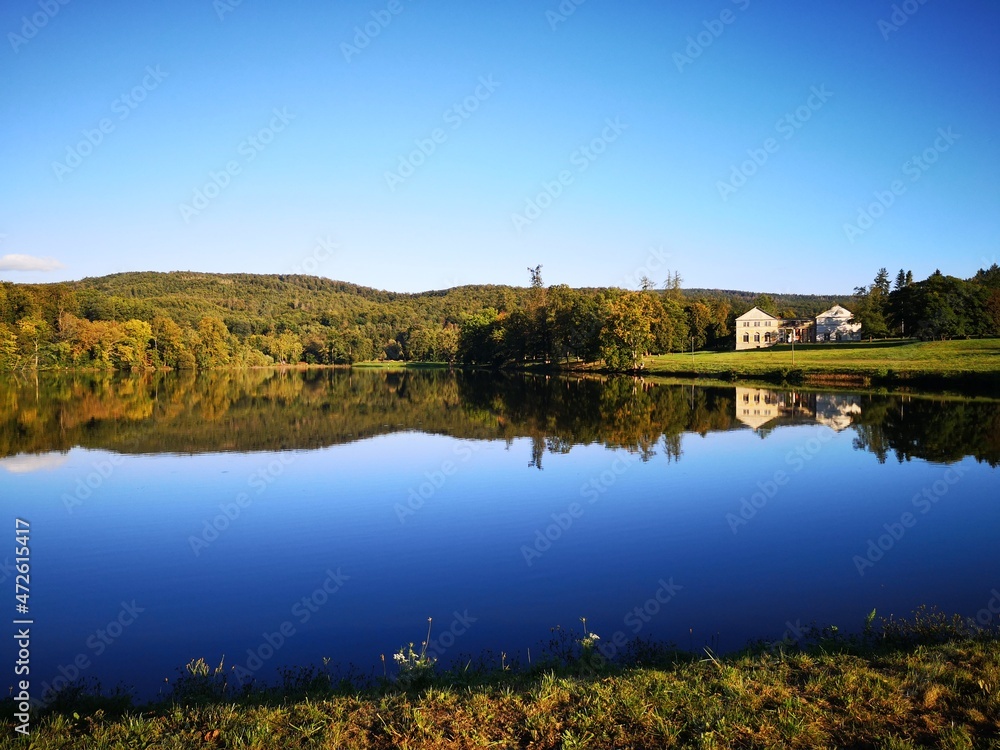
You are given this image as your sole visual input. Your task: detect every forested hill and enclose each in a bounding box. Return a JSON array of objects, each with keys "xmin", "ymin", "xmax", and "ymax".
[
  {"xmin": 72, "ymin": 272, "xmax": 844, "ymax": 322},
  {"xmin": 71, "ymin": 271, "xmax": 523, "ymax": 327},
  {"xmin": 1, "ymin": 267, "xmax": 996, "ymax": 370},
  {"xmin": 70, "ymin": 272, "xmax": 847, "ymax": 330},
  {"xmin": 681, "ymin": 288, "xmax": 846, "ymax": 318}
]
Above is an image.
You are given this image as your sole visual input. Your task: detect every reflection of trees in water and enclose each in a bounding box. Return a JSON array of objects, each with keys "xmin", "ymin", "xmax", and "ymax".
[
  {"xmin": 851, "ymin": 394, "xmax": 1000, "ymax": 466},
  {"xmin": 457, "ymin": 374, "xmax": 739, "ymax": 464},
  {"xmin": 0, "ymin": 370, "xmax": 995, "ymax": 467}
]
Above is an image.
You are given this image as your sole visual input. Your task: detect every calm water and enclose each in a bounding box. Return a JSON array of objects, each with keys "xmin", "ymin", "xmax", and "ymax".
[{"xmin": 1, "ymin": 369, "xmax": 997, "ymax": 701}]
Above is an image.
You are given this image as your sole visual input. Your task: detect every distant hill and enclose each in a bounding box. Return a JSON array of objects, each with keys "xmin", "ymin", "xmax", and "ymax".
[
  {"xmin": 682, "ymin": 288, "xmax": 852, "ymax": 317},
  {"xmin": 62, "ymin": 272, "xmax": 852, "ymax": 326},
  {"xmin": 68, "ymin": 271, "xmax": 529, "ymax": 330}
]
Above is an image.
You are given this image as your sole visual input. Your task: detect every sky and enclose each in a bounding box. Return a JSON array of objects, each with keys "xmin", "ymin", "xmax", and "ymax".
[{"xmin": 1, "ymin": 0, "xmax": 997, "ymax": 295}]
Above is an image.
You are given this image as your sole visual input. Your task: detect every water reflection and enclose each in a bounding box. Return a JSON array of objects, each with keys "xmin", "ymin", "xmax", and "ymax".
[
  {"xmin": 0, "ymin": 369, "xmax": 996, "ymax": 466},
  {"xmin": 4, "ymin": 369, "xmax": 997, "ymax": 701},
  {"xmin": 734, "ymin": 387, "xmax": 861, "ymax": 433}
]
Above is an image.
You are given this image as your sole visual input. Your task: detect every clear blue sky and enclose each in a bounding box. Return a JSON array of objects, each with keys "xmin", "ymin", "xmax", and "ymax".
[{"xmin": 1, "ymin": 0, "xmax": 997, "ymax": 294}]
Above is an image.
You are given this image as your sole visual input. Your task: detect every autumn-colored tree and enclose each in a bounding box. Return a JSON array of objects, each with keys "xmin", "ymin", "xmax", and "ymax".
[
  {"xmin": 195, "ymin": 317, "xmax": 232, "ymax": 368},
  {"xmin": 599, "ymin": 290, "xmax": 654, "ymax": 370},
  {"xmin": 16, "ymin": 316, "xmax": 52, "ymax": 369},
  {"xmin": 152, "ymin": 316, "xmax": 195, "ymax": 369},
  {"xmin": 0, "ymin": 323, "xmax": 19, "ymax": 369},
  {"xmin": 112, "ymin": 320, "xmax": 153, "ymax": 369}
]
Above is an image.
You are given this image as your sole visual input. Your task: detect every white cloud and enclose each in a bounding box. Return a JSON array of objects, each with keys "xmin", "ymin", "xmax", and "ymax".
[
  {"xmin": 0, "ymin": 254, "xmax": 66, "ymax": 272},
  {"xmin": 0, "ymin": 453, "xmax": 69, "ymax": 474}
]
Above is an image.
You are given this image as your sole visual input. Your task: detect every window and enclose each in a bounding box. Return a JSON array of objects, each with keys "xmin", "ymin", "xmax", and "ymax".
[
  {"xmin": 764, "ymin": 332, "xmax": 771, "ymax": 343},
  {"xmin": 743, "ymin": 394, "xmax": 750, "ymax": 403},
  {"xmin": 754, "ymin": 333, "xmax": 760, "ymax": 342},
  {"xmin": 743, "ymin": 333, "xmax": 749, "ymax": 343}
]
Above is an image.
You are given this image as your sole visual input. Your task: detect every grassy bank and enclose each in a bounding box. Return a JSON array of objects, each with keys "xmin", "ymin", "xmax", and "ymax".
[
  {"xmin": 4, "ymin": 612, "xmax": 998, "ymax": 749},
  {"xmin": 350, "ymin": 361, "xmax": 451, "ymax": 370},
  {"xmin": 634, "ymin": 339, "xmax": 1000, "ymax": 390}
]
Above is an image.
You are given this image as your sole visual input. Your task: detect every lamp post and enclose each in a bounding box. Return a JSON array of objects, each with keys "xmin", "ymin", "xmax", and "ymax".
[{"xmin": 781, "ymin": 326, "xmax": 795, "ymax": 366}]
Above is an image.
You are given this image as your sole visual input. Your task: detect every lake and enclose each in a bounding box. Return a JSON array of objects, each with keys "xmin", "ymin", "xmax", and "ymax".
[{"xmin": 1, "ymin": 369, "xmax": 997, "ymax": 703}]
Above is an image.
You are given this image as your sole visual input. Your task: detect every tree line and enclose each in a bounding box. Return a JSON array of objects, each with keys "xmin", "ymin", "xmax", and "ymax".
[
  {"xmin": 0, "ymin": 265, "xmax": 996, "ymax": 372},
  {"xmin": 851, "ymin": 265, "xmax": 1000, "ymax": 340},
  {"xmin": 455, "ymin": 268, "xmax": 738, "ymax": 369},
  {"xmin": 0, "ymin": 268, "xmax": 739, "ymax": 371}
]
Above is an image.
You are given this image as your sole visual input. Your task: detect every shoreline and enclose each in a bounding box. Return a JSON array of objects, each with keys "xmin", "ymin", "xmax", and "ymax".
[
  {"xmin": 5, "ymin": 611, "xmax": 998, "ymax": 748},
  {"xmin": 4, "ymin": 339, "xmax": 997, "ymax": 395}
]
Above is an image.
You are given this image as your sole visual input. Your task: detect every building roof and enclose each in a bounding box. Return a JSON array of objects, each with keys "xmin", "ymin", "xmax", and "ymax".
[
  {"xmin": 735, "ymin": 306, "xmax": 779, "ymax": 320},
  {"xmin": 816, "ymin": 304, "xmax": 853, "ymax": 318}
]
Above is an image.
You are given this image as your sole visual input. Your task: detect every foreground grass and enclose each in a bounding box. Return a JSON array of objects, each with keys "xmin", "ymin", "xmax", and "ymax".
[
  {"xmin": 640, "ymin": 338, "xmax": 1000, "ymax": 387},
  {"xmin": 4, "ymin": 613, "xmax": 998, "ymax": 749}
]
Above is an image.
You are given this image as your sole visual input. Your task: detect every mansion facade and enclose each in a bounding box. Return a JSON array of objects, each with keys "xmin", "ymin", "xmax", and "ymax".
[{"xmin": 735, "ymin": 304, "xmax": 861, "ymax": 351}]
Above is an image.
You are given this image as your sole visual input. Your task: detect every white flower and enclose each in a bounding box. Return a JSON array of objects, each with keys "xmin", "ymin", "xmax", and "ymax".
[{"xmin": 588, "ymin": 633, "xmax": 600, "ymax": 640}]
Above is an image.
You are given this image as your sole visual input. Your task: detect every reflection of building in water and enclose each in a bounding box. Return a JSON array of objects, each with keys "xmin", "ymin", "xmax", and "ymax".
[
  {"xmin": 814, "ymin": 393, "xmax": 862, "ymax": 431},
  {"xmin": 734, "ymin": 387, "xmax": 860, "ymax": 432}
]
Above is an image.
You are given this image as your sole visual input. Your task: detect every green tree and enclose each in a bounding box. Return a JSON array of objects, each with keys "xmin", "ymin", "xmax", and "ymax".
[
  {"xmin": 649, "ymin": 294, "xmax": 687, "ymax": 353},
  {"xmin": 707, "ymin": 299, "xmax": 732, "ymax": 349},
  {"xmin": 0, "ymin": 323, "xmax": 19, "ymax": 370},
  {"xmin": 403, "ymin": 325, "xmax": 436, "ymax": 361},
  {"xmin": 276, "ymin": 332, "xmax": 304, "ymax": 364},
  {"xmin": 686, "ymin": 301, "xmax": 712, "ymax": 351},
  {"xmin": 599, "ymin": 290, "xmax": 653, "ymax": 370},
  {"xmin": 16, "ymin": 316, "xmax": 52, "ymax": 369},
  {"xmin": 527, "ymin": 265, "xmax": 544, "ymax": 289},
  {"xmin": 852, "ymin": 289, "xmax": 890, "ymax": 339},
  {"xmin": 874, "ymin": 267, "xmax": 891, "ymax": 296},
  {"xmin": 0, "ymin": 284, "xmax": 36, "ymax": 324},
  {"xmin": 195, "ymin": 317, "xmax": 232, "ymax": 368},
  {"xmin": 437, "ymin": 324, "xmax": 459, "ymax": 364},
  {"xmin": 753, "ymin": 294, "xmax": 779, "ymax": 317},
  {"xmin": 548, "ymin": 286, "xmax": 602, "ymax": 363},
  {"xmin": 853, "ymin": 269, "xmax": 891, "ymax": 339},
  {"xmin": 112, "ymin": 319, "xmax": 153, "ymax": 369},
  {"xmin": 458, "ymin": 309, "xmax": 504, "ymax": 366},
  {"xmin": 894, "ymin": 268, "xmax": 909, "ymax": 291},
  {"xmin": 152, "ymin": 316, "xmax": 193, "ymax": 369},
  {"xmin": 501, "ymin": 309, "xmax": 531, "ymax": 363},
  {"xmin": 663, "ymin": 271, "xmax": 683, "ymax": 298},
  {"xmin": 908, "ymin": 271, "xmax": 984, "ymax": 340}
]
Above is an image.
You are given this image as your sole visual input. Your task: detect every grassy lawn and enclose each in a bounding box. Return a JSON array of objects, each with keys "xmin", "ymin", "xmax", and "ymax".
[
  {"xmin": 350, "ymin": 361, "xmax": 450, "ymax": 370},
  {"xmin": 4, "ymin": 614, "xmax": 998, "ymax": 749},
  {"xmin": 641, "ymin": 339, "xmax": 1000, "ymax": 383}
]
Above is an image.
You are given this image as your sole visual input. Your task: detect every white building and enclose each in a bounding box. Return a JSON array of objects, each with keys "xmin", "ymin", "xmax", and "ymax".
[
  {"xmin": 735, "ymin": 307, "xmax": 814, "ymax": 351},
  {"xmin": 735, "ymin": 304, "xmax": 858, "ymax": 350},
  {"xmin": 735, "ymin": 307, "xmax": 781, "ymax": 350},
  {"xmin": 815, "ymin": 304, "xmax": 861, "ymax": 343}
]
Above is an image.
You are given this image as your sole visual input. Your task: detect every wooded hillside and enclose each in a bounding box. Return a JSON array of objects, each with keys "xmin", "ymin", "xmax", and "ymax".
[{"xmin": 0, "ymin": 266, "xmax": 996, "ymax": 370}]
